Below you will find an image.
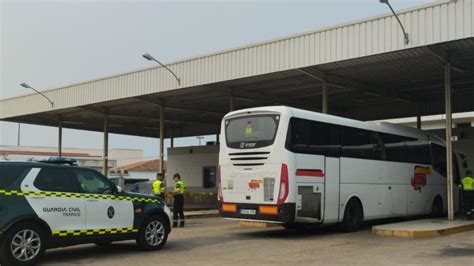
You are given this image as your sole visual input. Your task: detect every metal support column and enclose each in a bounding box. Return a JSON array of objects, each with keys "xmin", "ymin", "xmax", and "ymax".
[
  {"xmin": 159, "ymin": 104, "xmax": 165, "ymax": 175},
  {"xmin": 322, "ymin": 81, "xmax": 328, "ymax": 114},
  {"xmin": 445, "ymin": 63, "xmax": 454, "ymax": 221},
  {"xmin": 17, "ymin": 123, "xmax": 21, "ymax": 146},
  {"xmin": 58, "ymin": 120, "xmax": 63, "ymax": 157},
  {"xmin": 103, "ymin": 115, "xmax": 109, "ymax": 177},
  {"xmin": 416, "ymin": 115, "xmax": 422, "ymax": 129},
  {"xmin": 170, "ymin": 127, "xmax": 174, "ymax": 148}
]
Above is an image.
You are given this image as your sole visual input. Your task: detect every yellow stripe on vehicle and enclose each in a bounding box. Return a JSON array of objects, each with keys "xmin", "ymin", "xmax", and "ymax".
[
  {"xmin": 52, "ymin": 227, "xmax": 138, "ymax": 237},
  {"xmin": 0, "ymin": 190, "xmax": 160, "ymax": 203}
]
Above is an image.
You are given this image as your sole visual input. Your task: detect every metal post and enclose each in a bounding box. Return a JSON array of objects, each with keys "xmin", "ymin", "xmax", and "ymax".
[
  {"xmin": 17, "ymin": 123, "xmax": 21, "ymax": 146},
  {"xmin": 103, "ymin": 115, "xmax": 109, "ymax": 177},
  {"xmin": 159, "ymin": 104, "xmax": 165, "ymax": 175},
  {"xmin": 322, "ymin": 81, "xmax": 328, "ymax": 114},
  {"xmin": 170, "ymin": 127, "xmax": 174, "ymax": 148},
  {"xmin": 416, "ymin": 115, "xmax": 422, "ymax": 129},
  {"xmin": 58, "ymin": 120, "xmax": 63, "ymax": 157},
  {"xmin": 445, "ymin": 63, "xmax": 454, "ymax": 221},
  {"xmin": 216, "ymin": 133, "xmax": 219, "ymax": 144}
]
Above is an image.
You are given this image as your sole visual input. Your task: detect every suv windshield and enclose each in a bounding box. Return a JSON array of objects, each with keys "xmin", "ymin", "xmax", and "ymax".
[
  {"xmin": 225, "ymin": 114, "xmax": 280, "ymax": 149},
  {"xmin": 0, "ymin": 165, "xmax": 31, "ymax": 188}
]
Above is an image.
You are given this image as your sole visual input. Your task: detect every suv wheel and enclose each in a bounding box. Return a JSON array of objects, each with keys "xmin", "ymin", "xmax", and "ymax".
[
  {"xmin": 0, "ymin": 222, "xmax": 46, "ymax": 266},
  {"xmin": 136, "ymin": 215, "xmax": 168, "ymax": 251}
]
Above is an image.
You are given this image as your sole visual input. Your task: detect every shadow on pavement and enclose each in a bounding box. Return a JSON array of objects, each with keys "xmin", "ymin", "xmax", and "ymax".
[
  {"xmin": 237, "ymin": 225, "xmax": 344, "ymax": 240},
  {"xmin": 39, "ymin": 242, "xmax": 140, "ymax": 265},
  {"xmin": 439, "ymin": 243, "xmax": 474, "ymax": 257},
  {"xmin": 39, "ymin": 235, "xmax": 234, "ymax": 264}
]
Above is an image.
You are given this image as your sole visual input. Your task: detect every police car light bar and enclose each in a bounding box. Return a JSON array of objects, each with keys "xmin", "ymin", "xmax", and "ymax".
[{"xmin": 36, "ymin": 156, "xmax": 78, "ymax": 166}]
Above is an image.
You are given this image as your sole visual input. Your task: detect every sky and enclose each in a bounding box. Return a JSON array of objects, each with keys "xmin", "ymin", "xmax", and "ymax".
[{"xmin": 0, "ymin": 0, "xmax": 434, "ymax": 160}]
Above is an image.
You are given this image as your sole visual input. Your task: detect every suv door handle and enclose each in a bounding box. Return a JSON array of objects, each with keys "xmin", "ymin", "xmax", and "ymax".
[{"xmin": 87, "ymin": 199, "xmax": 99, "ymax": 202}]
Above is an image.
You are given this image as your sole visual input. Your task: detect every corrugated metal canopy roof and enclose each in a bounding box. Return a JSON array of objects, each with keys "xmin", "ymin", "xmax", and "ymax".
[{"xmin": 1, "ymin": 0, "xmax": 474, "ymax": 138}]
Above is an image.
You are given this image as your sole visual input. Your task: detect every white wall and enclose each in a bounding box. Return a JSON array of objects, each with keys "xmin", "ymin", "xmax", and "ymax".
[
  {"xmin": 166, "ymin": 145, "xmax": 219, "ymax": 190},
  {"xmin": 127, "ymin": 170, "xmax": 155, "ymax": 181}
]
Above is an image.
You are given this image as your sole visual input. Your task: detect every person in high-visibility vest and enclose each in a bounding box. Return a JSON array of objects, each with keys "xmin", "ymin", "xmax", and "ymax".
[
  {"xmin": 461, "ymin": 170, "xmax": 473, "ymax": 217},
  {"xmin": 152, "ymin": 173, "xmax": 166, "ymax": 198},
  {"xmin": 172, "ymin": 173, "xmax": 186, "ymax": 228}
]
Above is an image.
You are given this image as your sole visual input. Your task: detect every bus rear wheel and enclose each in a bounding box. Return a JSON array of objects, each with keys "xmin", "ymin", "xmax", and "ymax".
[{"xmin": 339, "ymin": 199, "xmax": 363, "ymax": 232}]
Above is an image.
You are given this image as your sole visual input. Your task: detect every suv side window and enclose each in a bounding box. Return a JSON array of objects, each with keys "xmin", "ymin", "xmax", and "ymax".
[
  {"xmin": 73, "ymin": 169, "xmax": 115, "ymax": 195},
  {"xmin": 34, "ymin": 167, "xmax": 79, "ymax": 193},
  {"xmin": 0, "ymin": 165, "xmax": 31, "ymax": 189}
]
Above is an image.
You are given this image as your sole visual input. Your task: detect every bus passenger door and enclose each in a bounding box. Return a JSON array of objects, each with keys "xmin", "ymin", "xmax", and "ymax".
[{"xmin": 324, "ymin": 157, "xmax": 340, "ymax": 224}]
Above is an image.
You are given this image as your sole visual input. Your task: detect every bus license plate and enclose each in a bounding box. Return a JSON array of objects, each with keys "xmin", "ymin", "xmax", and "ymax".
[{"xmin": 240, "ymin": 209, "xmax": 256, "ymax": 215}]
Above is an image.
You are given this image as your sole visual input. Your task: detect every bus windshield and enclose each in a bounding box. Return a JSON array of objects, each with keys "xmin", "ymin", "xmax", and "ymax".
[{"xmin": 225, "ymin": 114, "xmax": 280, "ymax": 149}]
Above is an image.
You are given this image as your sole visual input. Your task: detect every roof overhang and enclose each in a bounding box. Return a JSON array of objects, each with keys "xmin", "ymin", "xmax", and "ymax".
[{"xmin": 1, "ymin": 0, "xmax": 473, "ymax": 138}]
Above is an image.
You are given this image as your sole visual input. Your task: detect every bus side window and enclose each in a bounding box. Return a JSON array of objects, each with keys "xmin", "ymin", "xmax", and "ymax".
[
  {"xmin": 380, "ymin": 133, "xmax": 431, "ymax": 165},
  {"xmin": 380, "ymin": 133, "xmax": 407, "ymax": 163},
  {"xmin": 308, "ymin": 121, "xmax": 341, "ymax": 157},
  {"xmin": 289, "ymin": 118, "xmax": 309, "ymax": 153},
  {"xmin": 341, "ymin": 127, "xmax": 382, "ymax": 160},
  {"xmin": 405, "ymin": 139, "xmax": 431, "ymax": 165},
  {"xmin": 431, "ymin": 144, "xmax": 447, "ymax": 177}
]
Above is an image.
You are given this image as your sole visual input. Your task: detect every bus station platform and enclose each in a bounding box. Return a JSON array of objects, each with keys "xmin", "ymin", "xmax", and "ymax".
[{"xmin": 372, "ymin": 218, "xmax": 474, "ymax": 238}]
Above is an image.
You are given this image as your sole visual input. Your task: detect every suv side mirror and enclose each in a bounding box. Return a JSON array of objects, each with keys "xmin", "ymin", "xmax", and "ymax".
[{"xmin": 116, "ymin": 185, "xmax": 123, "ymax": 193}]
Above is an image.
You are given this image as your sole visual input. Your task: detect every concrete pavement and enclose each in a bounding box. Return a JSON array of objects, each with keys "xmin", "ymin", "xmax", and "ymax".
[{"xmin": 40, "ymin": 217, "xmax": 474, "ymax": 265}]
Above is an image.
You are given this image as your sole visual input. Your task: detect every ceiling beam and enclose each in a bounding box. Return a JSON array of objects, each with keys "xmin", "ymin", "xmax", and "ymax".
[
  {"xmin": 298, "ymin": 68, "xmax": 412, "ymax": 104},
  {"xmin": 296, "ymin": 69, "xmax": 326, "ymax": 82},
  {"xmin": 133, "ymin": 97, "xmax": 225, "ymax": 115},
  {"xmin": 200, "ymin": 85, "xmax": 259, "ymax": 103},
  {"xmin": 425, "ymin": 46, "xmax": 465, "ymax": 73}
]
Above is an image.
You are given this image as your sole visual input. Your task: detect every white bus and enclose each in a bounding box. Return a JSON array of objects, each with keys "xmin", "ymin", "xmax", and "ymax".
[{"xmin": 218, "ymin": 106, "xmax": 464, "ymax": 231}]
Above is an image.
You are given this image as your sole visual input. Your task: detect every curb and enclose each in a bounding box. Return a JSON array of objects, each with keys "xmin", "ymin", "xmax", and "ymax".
[
  {"xmin": 185, "ymin": 213, "xmax": 220, "ymax": 219},
  {"xmin": 372, "ymin": 223, "xmax": 474, "ymax": 238}
]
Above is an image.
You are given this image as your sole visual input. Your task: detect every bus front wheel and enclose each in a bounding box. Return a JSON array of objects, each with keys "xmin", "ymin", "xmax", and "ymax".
[{"xmin": 339, "ymin": 199, "xmax": 363, "ymax": 232}]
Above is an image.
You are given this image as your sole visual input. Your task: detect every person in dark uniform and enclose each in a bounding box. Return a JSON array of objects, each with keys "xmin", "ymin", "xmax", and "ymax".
[{"xmin": 172, "ymin": 173, "xmax": 186, "ymax": 227}]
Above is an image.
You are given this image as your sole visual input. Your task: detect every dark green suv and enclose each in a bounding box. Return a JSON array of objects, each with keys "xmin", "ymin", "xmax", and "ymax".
[{"xmin": 0, "ymin": 161, "xmax": 172, "ymax": 265}]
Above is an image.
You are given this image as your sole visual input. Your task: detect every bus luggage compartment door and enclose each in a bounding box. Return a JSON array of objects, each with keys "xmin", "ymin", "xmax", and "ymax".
[
  {"xmin": 296, "ymin": 186, "xmax": 322, "ymax": 220},
  {"xmin": 295, "ymin": 154, "xmax": 325, "ymax": 222}
]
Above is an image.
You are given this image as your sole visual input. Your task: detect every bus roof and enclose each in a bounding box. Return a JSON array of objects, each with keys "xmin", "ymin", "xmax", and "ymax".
[{"xmin": 224, "ymin": 106, "xmax": 434, "ymax": 141}]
